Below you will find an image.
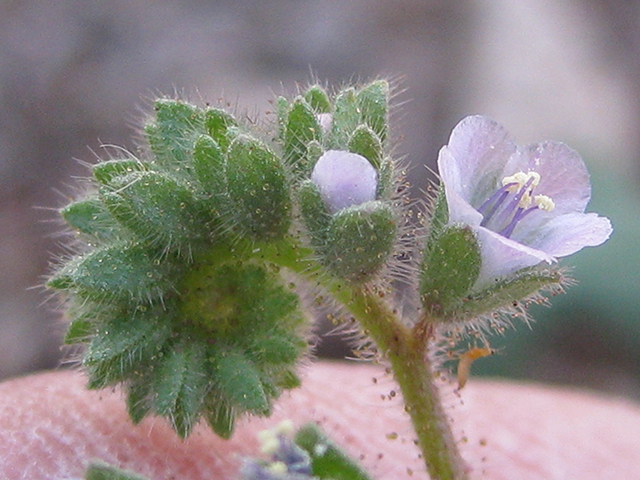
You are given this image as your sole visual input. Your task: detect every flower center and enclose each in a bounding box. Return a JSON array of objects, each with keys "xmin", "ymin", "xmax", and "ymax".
[{"xmin": 478, "ymin": 171, "xmax": 555, "ymax": 238}]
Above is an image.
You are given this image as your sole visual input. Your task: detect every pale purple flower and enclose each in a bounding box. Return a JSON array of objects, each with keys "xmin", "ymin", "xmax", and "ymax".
[
  {"xmin": 438, "ymin": 115, "xmax": 612, "ymax": 285},
  {"xmin": 311, "ymin": 150, "xmax": 377, "ymax": 213}
]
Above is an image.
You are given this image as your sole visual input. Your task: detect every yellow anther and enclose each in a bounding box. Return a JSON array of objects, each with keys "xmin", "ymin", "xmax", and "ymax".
[
  {"xmin": 534, "ymin": 194, "xmax": 555, "ymax": 212},
  {"xmin": 501, "ymin": 171, "xmax": 541, "ymax": 191},
  {"xmin": 258, "ymin": 433, "xmax": 280, "ymax": 455},
  {"xmin": 267, "ymin": 462, "xmax": 288, "ymax": 475},
  {"xmin": 258, "ymin": 419, "xmax": 295, "ymax": 455}
]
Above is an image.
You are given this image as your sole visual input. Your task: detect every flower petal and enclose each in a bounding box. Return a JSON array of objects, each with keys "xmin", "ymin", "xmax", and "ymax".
[
  {"xmin": 440, "ymin": 115, "xmax": 516, "ymax": 205},
  {"xmin": 475, "ymin": 226, "xmax": 555, "ymax": 284},
  {"xmin": 439, "ymin": 148, "xmax": 484, "ymax": 226},
  {"xmin": 504, "ymin": 142, "xmax": 591, "ymax": 215},
  {"xmin": 526, "ymin": 212, "xmax": 613, "ymax": 257}
]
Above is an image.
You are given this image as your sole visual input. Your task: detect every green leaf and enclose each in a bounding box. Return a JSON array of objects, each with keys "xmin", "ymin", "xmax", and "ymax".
[
  {"xmin": 420, "ymin": 224, "xmax": 481, "ymax": 318},
  {"xmin": 295, "ymin": 423, "xmax": 373, "ymax": 480},
  {"xmin": 85, "ymin": 462, "xmax": 149, "ymax": 480},
  {"xmin": 226, "ymin": 135, "xmax": 292, "ymax": 240}
]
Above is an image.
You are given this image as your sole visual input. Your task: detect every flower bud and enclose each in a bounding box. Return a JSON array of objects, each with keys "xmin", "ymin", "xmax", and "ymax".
[{"xmin": 310, "ymin": 150, "xmax": 377, "ymax": 213}]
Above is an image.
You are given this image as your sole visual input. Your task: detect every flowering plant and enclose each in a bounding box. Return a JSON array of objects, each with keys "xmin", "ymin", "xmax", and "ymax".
[{"xmin": 48, "ymin": 81, "xmax": 611, "ymax": 480}]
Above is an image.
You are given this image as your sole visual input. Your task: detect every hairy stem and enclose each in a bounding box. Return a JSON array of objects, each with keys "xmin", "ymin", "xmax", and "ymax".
[{"xmin": 260, "ymin": 239, "xmax": 468, "ymax": 479}]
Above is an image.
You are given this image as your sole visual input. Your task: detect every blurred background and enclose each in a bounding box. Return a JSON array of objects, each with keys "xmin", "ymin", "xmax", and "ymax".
[{"xmin": 1, "ymin": 0, "xmax": 638, "ymax": 400}]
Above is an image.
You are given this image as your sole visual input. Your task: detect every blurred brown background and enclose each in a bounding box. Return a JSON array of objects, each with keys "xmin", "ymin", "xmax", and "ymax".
[{"xmin": 1, "ymin": 0, "xmax": 638, "ymax": 399}]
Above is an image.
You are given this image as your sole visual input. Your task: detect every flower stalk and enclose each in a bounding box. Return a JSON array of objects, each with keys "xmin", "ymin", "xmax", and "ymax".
[
  {"xmin": 260, "ymin": 238, "xmax": 466, "ymax": 479},
  {"xmin": 346, "ymin": 289, "xmax": 466, "ymax": 480}
]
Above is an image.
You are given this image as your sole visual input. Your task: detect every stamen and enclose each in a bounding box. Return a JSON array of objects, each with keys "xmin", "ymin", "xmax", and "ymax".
[
  {"xmin": 478, "ymin": 184, "xmax": 514, "ymax": 223},
  {"xmin": 499, "ymin": 206, "xmax": 537, "ymax": 238},
  {"xmin": 479, "ymin": 170, "xmax": 554, "ymax": 238},
  {"xmin": 502, "ymin": 171, "xmax": 540, "ymax": 191},
  {"xmin": 491, "ymin": 175, "xmax": 536, "ymax": 228},
  {"xmin": 534, "ymin": 194, "xmax": 555, "ymax": 212}
]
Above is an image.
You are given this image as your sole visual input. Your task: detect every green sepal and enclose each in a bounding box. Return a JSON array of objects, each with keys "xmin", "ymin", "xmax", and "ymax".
[
  {"xmin": 205, "ymin": 400, "xmax": 236, "ymax": 439},
  {"xmin": 214, "ymin": 349, "xmax": 270, "ymax": 414},
  {"xmin": 84, "ymin": 307, "xmax": 174, "ymax": 389},
  {"xmin": 322, "ymin": 201, "xmax": 396, "ymax": 282},
  {"xmin": 275, "ymin": 95, "xmax": 290, "ymax": 140},
  {"xmin": 298, "ymin": 180, "xmax": 331, "ymax": 241},
  {"xmin": 444, "ymin": 268, "xmax": 563, "ymax": 323},
  {"xmin": 145, "ymin": 98, "xmax": 205, "ymax": 169},
  {"xmin": 304, "ymin": 84, "xmax": 331, "ymax": 113},
  {"xmin": 126, "ymin": 376, "xmax": 153, "ymax": 424},
  {"xmin": 420, "ymin": 224, "xmax": 481, "ymax": 318},
  {"xmin": 306, "ymin": 140, "xmax": 324, "ymax": 167},
  {"xmin": 428, "ymin": 184, "xmax": 449, "ymax": 240},
  {"xmin": 295, "ymin": 423, "xmax": 373, "ymax": 480},
  {"xmin": 61, "ymin": 197, "xmax": 122, "ymax": 241},
  {"xmin": 356, "ymin": 80, "xmax": 389, "ymax": 143},
  {"xmin": 226, "ymin": 135, "xmax": 291, "ymax": 240},
  {"xmin": 204, "ymin": 107, "xmax": 238, "ymax": 151},
  {"xmin": 151, "ymin": 340, "xmax": 209, "ymax": 438},
  {"xmin": 48, "ymin": 242, "xmax": 177, "ymax": 302},
  {"xmin": 277, "ymin": 369, "xmax": 302, "ymax": 389},
  {"xmin": 64, "ymin": 316, "xmax": 93, "ymax": 344},
  {"xmin": 330, "ymin": 87, "xmax": 359, "ymax": 147},
  {"xmin": 193, "ymin": 134, "xmax": 226, "ymax": 196},
  {"xmin": 101, "ymin": 171, "xmax": 204, "ymax": 253},
  {"xmin": 283, "ymin": 96, "xmax": 322, "ymax": 173},
  {"xmin": 248, "ymin": 330, "xmax": 306, "ymax": 365},
  {"xmin": 85, "ymin": 462, "xmax": 149, "ymax": 480},
  {"xmin": 376, "ymin": 158, "xmax": 395, "ymax": 200},
  {"xmin": 348, "ymin": 124, "xmax": 382, "ymax": 169},
  {"xmin": 93, "ymin": 159, "xmax": 146, "ymax": 185}
]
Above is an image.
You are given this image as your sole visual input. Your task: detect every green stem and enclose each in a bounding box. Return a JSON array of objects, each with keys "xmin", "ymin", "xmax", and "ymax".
[{"xmin": 260, "ymin": 239, "xmax": 468, "ymax": 479}]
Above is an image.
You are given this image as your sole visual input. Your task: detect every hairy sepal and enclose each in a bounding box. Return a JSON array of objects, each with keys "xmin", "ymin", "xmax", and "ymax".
[
  {"xmin": 420, "ymin": 224, "xmax": 482, "ymax": 318},
  {"xmin": 226, "ymin": 135, "xmax": 292, "ymax": 240},
  {"xmin": 322, "ymin": 201, "xmax": 397, "ymax": 282},
  {"xmin": 283, "ymin": 96, "xmax": 322, "ymax": 173}
]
